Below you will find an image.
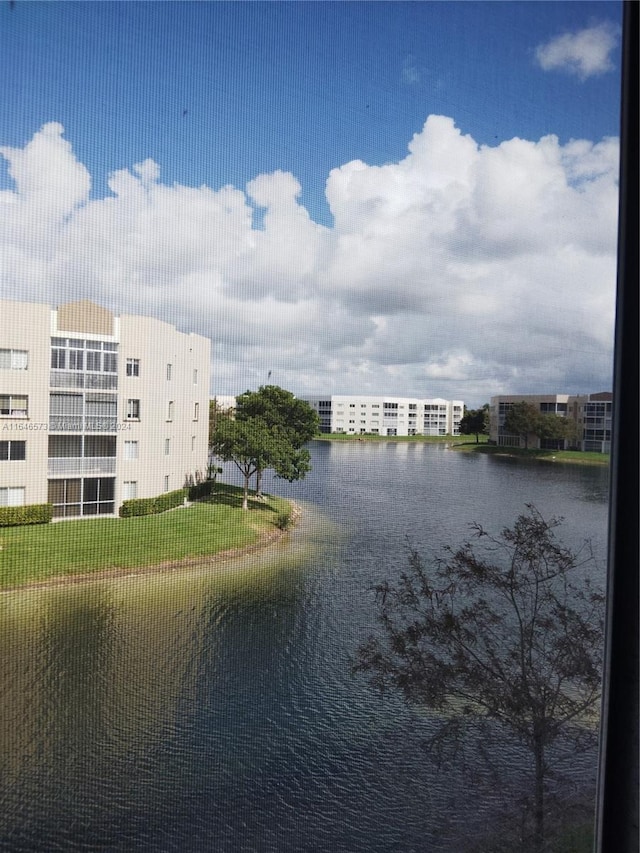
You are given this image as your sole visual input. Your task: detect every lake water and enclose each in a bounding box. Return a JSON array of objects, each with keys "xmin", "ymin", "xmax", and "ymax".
[{"xmin": 0, "ymin": 442, "xmax": 609, "ymax": 851}]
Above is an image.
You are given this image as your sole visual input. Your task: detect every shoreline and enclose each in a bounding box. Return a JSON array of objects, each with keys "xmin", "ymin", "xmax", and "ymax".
[
  {"xmin": 313, "ymin": 435, "xmax": 609, "ymax": 466},
  {"xmin": 1, "ymin": 501, "xmax": 303, "ymax": 595}
]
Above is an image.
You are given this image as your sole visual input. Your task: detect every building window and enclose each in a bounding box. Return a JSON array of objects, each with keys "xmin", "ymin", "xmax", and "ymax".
[
  {"xmin": 0, "ymin": 395, "xmax": 28, "ymax": 417},
  {"xmin": 122, "ymin": 481, "xmax": 137, "ymax": 500},
  {"xmin": 48, "ymin": 477, "xmax": 114, "ymax": 517},
  {"xmin": 51, "ymin": 339, "xmax": 118, "ymax": 375},
  {"xmin": 0, "ymin": 486, "xmax": 25, "ymax": 506},
  {"xmin": 164, "ymin": 475, "xmax": 169, "ymax": 492},
  {"xmin": 193, "ymin": 402, "xmax": 199, "ymax": 421},
  {"xmin": 126, "ymin": 399, "xmax": 140, "ymax": 420},
  {"xmin": 85, "ymin": 393, "xmax": 117, "ymax": 431},
  {"xmin": 0, "ymin": 349, "xmax": 28, "ymax": 370},
  {"xmin": 86, "ymin": 350, "xmax": 102, "ymax": 372},
  {"xmin": 69, "ymin": 348, "xmax": 84, "ymax": 371},
  {"xmin": 167, "ymin": 401, "xmax": 174, "ymax": 421},
  {"xmin": 191, "ymin": 435, "xmax": 196, "ymax": 451},
  {"xmin": 126, "ymin": 358, "xmax": 140, "ymax": 377},
  {"xmin": 193, "ymin": 369, "xmax": 198, "ymax": 385},
  {"xmin": 0, "ymin": 441, "xmax": 26, "ymax": 461},
  {"xmin": 165, "ymin": 438, "xmax": 170, "ymax": 456},
  {"xmin": 81, "ymin": 477, "xmax": 114, "ymax": 515},
  {"xmin": 124, "ymin": 440, "xmax": 138, "ymax": 460},
  {"xmin": 51, "ymin": 348, "xmax": 66, "ymax": 370},
  {"xmin": 167, "ymin": 363, "xmax": 172, "ymax": 380},
  {"xmin": 49, "ymin": 392, "xmax": 82, "ymax": 430}
]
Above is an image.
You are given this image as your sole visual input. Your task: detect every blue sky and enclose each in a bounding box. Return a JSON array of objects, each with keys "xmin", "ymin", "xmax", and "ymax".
[{"xmin": 0, "ymin": 2, "xmax": 623, "ymax": 404}]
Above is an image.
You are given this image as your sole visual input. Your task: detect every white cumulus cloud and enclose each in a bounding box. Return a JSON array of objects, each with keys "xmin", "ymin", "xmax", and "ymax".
[
  {"xmin": 0, "ymin": 118, "xmax": 619, "ymax": 406},
  {"xmin": 535, "ymin": 22, "xmax": 619, "ymax": 80}
]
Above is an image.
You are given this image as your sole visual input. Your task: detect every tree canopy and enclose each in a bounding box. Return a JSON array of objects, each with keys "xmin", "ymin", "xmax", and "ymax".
[
  {"xmin": 353, "ymin": 505, "xmax": 603, "ymax": 851},
  {"xmin": 235, "ymin": 385, "xmax": 319, "ymax": 446},
  {"xmin": 503, "ymin": 401, "xmax": 541, "ymax": 448},
  {"xmin": 234, "ymin": 385, "xmax": 318, "ymax": 498},
  {"xmin": 458, "ymin": 404, "xmax": 489, "ymax": 443},
  {"xmin": 503, "ymin": 401, "xmax": 575, "ymax": 449},
  {"xmin": 210, "ymin": 386, "xmax": 319, "ymax": 508}
]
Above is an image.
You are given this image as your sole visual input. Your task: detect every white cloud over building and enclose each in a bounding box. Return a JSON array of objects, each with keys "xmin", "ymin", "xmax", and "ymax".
[{"xmin": 0, "ymin": 117, "xmax": 619, "ymax": 406}]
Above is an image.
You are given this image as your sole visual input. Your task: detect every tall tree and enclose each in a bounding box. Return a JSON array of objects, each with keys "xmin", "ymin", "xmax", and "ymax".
[
  {"xmin": 354, "ymin": 505, "xmax": 604, "ymax": 852},
  {"xmin": 235, "ymin": 385, "xmax": 319, "ymax": 498},
  {"xmin": 459, "ymin": 404, "xmax": 489, "ymax": 443},
  {"xmin": 536, "ymin": 413, "xmax": 576, "ymax": 445},
  {"xmin": 210, "ymin": 417, "xmax": 287, "ymax": 510},
  {"xmin": 503, "ymin": 401, "xmax": 541, "ymax": 449}
]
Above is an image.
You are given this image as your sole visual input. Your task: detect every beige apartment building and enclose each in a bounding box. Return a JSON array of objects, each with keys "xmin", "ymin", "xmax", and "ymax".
[
  {"xmin": 0, "ymin": 299, "xmax": 210, "ymax": 517},
  {"xmin": 489, "ymin": 392, "xmax": 612, "ymax": 453}
]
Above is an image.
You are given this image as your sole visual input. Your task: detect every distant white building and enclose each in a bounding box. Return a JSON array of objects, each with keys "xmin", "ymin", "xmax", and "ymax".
[
  {"xmin": 301, "ymin": 395, "xmax": 464, "ymax": 436},
  {"xmin": 211, "ymin": 395, "xmax": 237, "ymax": 413},
  {"xmin": 0, "ymin": 299, "xmax": 210, "ymax": 517}
]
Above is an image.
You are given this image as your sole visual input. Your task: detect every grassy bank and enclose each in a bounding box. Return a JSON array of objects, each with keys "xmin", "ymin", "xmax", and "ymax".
[
  {"xmin": 315, "ymin": 434, "xmax": 608, "ymax": 466},
  {"xmin": 314, "ymin": 433, "xmax": 468, "ymax": 443},
  {"xmin": 0, "ymin": 484, "xmax": 293, "ymax": 590},
  {"xmin": 450, "ymin": 442, "xmax": 610, "ymax": 466}
]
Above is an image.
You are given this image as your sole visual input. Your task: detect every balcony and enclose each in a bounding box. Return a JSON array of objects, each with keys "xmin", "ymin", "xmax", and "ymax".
[
  {"xmin": 49, "ymin": 417, "xmax": 117, "ymax": 432},
  {"xmin": 50, "ymin": 371, "xmax": 117, "ymax": 390},
  {"xmin": 47, "ymin": 456, "xmax": 117, "ymax": 476}
]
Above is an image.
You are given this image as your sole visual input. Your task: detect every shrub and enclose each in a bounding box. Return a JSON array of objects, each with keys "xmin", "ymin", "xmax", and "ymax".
[
  {"xmin": 188, "ymin": 480, "xmax": 216, "ymax": 501},
  {"xmin": 0, "ymin": 503, "xmax": 53, "ymax": 527},
  {"xmin": 119, "ymin": 489, "xmax": 187, "ymax": 518},
  {"xmin": 153, "ymin": 488, "xmax": 187, "ymax": 514},
  {"xmin": 274, "ymin": 509, "xmax": 293, "ymax": 530}
]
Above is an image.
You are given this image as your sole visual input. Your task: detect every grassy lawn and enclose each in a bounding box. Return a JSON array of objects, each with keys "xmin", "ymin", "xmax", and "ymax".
[
  {"xmin": 0, "ymin": 484, "xmax": 291, "ymax": 590},
  {"xmin": 314, "ymin": 433, "xmax": 471, "ymax": 443},
  {"xmin": 451, "ymin": 442, "xmax": 609, "ymax": 465}
]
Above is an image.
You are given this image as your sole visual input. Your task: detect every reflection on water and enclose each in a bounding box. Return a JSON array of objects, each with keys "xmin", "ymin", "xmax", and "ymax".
[{"xmin": 0, "ymin": 445, "xmax": 609, "ymax": 851}]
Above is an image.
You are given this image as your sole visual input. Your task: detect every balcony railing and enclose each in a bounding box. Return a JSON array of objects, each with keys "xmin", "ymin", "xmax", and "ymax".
[
  {"xmin": 50, "ymin": 371, "xmax": 118, "ymax": 390},
  {"xmin": 49, "ymin": 417, "xmax": 117, "ymax": 432},
  {"xmin": 47, "ymin": 456, "xmax": 117, "ymax": 476}
]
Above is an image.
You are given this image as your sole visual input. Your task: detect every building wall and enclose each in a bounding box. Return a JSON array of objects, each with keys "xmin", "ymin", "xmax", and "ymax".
[
  {"xmin": 117, "ymin": 315, "xmax": 210, "ymax": 503},
  {"xmin": 489, "ymin": 393, "xmax": 612, "ymax": 452},
  {"xmin": 0, "ymin": 299, "xmax": 210, "ymax": 516},
  {"xmin": 302, "ymin": 395, "xmax": 464, "ymax": 436},
  {"xmin": 0, "ymin": 301, "xmax": 51, "ymax": 506}
]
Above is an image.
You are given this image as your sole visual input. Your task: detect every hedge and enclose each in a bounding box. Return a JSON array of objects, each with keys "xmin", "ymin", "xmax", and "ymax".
[
  {"xmin": 119, "ymin": 488, "xmax": 187, "ymax": 518},
  {"xmin": 187, "ymin": 480, "xmax": 216, "ymax": 501},
  {"xmin": 0, "ymin": 503, "xmax": 54, "ymax": 527}
]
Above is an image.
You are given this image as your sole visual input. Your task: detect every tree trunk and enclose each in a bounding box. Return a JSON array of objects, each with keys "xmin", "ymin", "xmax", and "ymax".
[
  {"xmin": 533, "ymin": 733, "xmax": 545, "ymax": 853},
  {"xmin": 256, "ymin": 468, "xmax": 263, "ymax": 500},
  {"xmin": 242, "ymin": 474, "xmax": 249, "ymax": 510}
]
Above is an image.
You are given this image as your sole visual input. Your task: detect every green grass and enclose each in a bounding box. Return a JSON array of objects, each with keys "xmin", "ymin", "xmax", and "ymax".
[
  {"xmin": 451, "ymin": 442, "xmax": 609, "ymax": 465},
  {"xmin": 314, "ymin": 433, "xmax": 472, "ymax": 443},
  {"xmin": 316, "ymin": 434, "xmax": 608, "ymax": 466},
  {"xmin": 0, "ymin": 484, "xmax": 291, "ymax": 589}
]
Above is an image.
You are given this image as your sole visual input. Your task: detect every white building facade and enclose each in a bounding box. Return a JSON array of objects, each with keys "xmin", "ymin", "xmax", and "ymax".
[
  {"xmin": 302, "ymin": 395, "xmax": 464, "ymax": 437},
  {"xmin": 1, "ymin": 299, "xmax": 210, "ymax": 517}
]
